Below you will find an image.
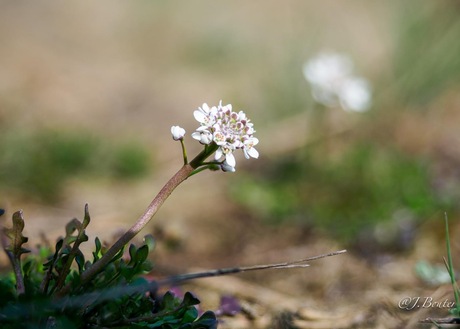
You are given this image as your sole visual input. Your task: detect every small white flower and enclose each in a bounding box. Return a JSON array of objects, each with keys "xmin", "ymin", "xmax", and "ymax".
[
  {"xmin": 193, "ymin": 103, "xmax": 217, "ymax": 126},
  {"xmin": 213, "ymin": 131, "xmax": 227, "ymax": 145},
  {"xmin": 191, "ymin": 100, "xmax": 259, "ymax": 171},
  {"xmin": 215, "ymin": 144, "xmax": 236, "ymax": 167},
  {"xmin": 171, "ymin": 125, "xmax": 185, "ymax": 141},
  {"xmin": 192, "ymin": 126, "xmax": 213, "ymax": 144},
  {"xmin": 303, "ymin": 51, "xmax": 372, "ymax": 112},
  {"xmin": 243, "ymin": 137, "xmax": 259, "ymax": 159}
]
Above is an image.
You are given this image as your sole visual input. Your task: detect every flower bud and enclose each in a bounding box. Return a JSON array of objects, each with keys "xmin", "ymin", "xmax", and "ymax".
[
  {"xmin": 221, "ymin": 162, "xmax": 236, "ymax": 173},
  {"xmin": 171, "ymin": 126, "xmax": 186, "ymax": 141}
]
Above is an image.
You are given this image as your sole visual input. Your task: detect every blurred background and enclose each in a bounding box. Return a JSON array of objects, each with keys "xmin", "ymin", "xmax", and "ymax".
[{"xmin": 1, "ymin": 0, "xmax": 460, "ymax": 324}]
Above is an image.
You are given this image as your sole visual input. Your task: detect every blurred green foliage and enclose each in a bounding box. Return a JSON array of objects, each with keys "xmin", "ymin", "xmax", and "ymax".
[
  {"xmin": 109, "ymin": 142, "xmax": 151, "ymax": 179},
  {"xmin": 232, "ymin": 143, "xmax": 451, "ymax": 242},
  {"xmin": 392, "ymin": 1, "xmax": 460, "ymax": 106},
  {"xmin": 0, "ymin": 129, "xmax": 151, "ymax": 202}
]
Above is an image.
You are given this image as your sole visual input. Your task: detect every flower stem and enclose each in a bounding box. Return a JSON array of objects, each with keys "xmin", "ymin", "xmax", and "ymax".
[
  {"xmin": 189, "ymin": 143, "xmax": 218, "ymax": 168},
  {"xmin": 58, "ymin": 144, "xmax": 219, "ymax": 296},
  {"xmin": 180, "ymin": 139, "xmax": 188, "ymax": 165},
  {"xmin": 58, "ymin": 164, "xmax": 194, "ymax": 296}
]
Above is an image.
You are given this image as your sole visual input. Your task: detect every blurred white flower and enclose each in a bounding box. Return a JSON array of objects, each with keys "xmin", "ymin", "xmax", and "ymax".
[
  {"xmin": 303, "ymin": 52, "xmax": 372, "ymax": 112},
  {"xmin": 192, "ymin": 101, "xmax": 258, "ymax": 171},
  {"xmin": 171, "ymin": 125, "xmax": 186, "ymax": 141},
  {"xmin": 339, "ymin": 77, "xmax": 372, "ymax": 112}
]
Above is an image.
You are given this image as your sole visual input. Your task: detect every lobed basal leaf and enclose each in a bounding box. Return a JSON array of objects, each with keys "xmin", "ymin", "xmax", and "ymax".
[{"xmin": 4, "ymin": 210, "xmax": 30, "ymax": 257}]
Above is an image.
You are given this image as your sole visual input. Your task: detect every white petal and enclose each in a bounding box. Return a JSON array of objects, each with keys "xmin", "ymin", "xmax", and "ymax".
[
  {"xmin": 193, "ymin": 110, "xmax": 207, "ymax": 123},
  {"xmin": 191, "ymin": 132, "xmax": 201, "ymax": 140},
  {"xmin": 232, "ymin": 140, "xmax": 243, "ymax": 148},
  {"xmin": 225, "ymin": 153, "xmax": 236, "ymax": 167},
  {"xmin": 221, "ymin": 162, "xmax": 236, "ymax": 172},
  {"xmin": 215, "ymin": 148, "xmax": 223, "ymax": 160},
  {"xmin": 196, "ymin": 126, "xmax": 209, "ymax": 132},
  {"xmin": 249, "ymin": 137, "xmax": 259, "ymax": 146},
  {"xmin": 247, "ymin": 147, "xmax": 259, "ymax": 159},
  {"xmin": 201, "ymin": 132, "xmax": 212, "ymax": 144},
  {"xmin": 201, "ymin": 103, "xmax": 210, "ymax": 112}
]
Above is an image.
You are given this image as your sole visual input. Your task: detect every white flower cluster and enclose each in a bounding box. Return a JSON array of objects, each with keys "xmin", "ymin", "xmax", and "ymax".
[
  {"xmin": 191, "ymin": 101, "xmax": 259, "ymax": 171},
  {"xmin": 303, "ymin": 52, "xmax": 372, "ymax": 112}
]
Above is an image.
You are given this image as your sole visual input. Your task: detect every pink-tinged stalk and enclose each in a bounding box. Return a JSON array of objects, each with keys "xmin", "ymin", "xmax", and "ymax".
[
  {"xmin": 58, "ymin": 146, "xmax": 217, "ymax": 296},
  {"xmin": 58, "ymin": 164, "xmax": 193, "ymax": 295}
]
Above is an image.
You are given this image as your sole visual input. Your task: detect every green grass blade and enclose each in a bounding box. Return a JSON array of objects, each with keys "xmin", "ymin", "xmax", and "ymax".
[{"xmin": 445, "ymin": 213, "xmax": 460, "ymax": 316}]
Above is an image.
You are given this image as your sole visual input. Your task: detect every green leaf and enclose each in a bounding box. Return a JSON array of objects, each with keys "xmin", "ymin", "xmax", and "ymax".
[
  {"xmin": 54, "ymin": 205, "xmax": 92, "ymax": 292},
  {"xmin": 445, "ymin": 214, "xmax": 460, "ymax": 316},
  {"xmin": 3, "ymin": 210, "xmax": 30, "ymax": 295},
  {"xmin": 109, "ymin": 247, "xmax": 125, "ymax": 264},
  {"xmin": 131, "ymin": 277, "xmax": 149, "ymax": 287},
  {"xmin": 143, "ymin": 234, "xmax": 156, "ymax": 252},
  {"xmin": 93, "ymin": 237, "xmax": 102, "ymax": 261},
  {"xmin": 192, "ymin": 311, "xmax": 218, "ymax": 329},
  {"xmin": 95, "ymin": 237, "xmax": 101, "ymax": 251},
  {"xmin": 129, "ymin": 244, "xmax": 137, "ymax": 263},
  {"xmin": 55, "ymin": 238, "xmax": 64, "ymax": 254},
  {"xmin": 415, "ymin": 260, "xmax": 451, "ymax": 285},
  {"xmin": 75, "ymin": 251, "xmax": 86, "ymax": 273},
  {"xmin": 141, "ymin": 261, "xmax": 153, "ymax": 273},
  {"xmin": 135, "ymin": 245, "xmax": 149, "ymax": 264},
  {"xmin": 4, "ymin": 210, "xmax": 30, "ymax": 257},
  {"xmin": 0, "ymin": 279, "xmax": 16, "ymax": 307},
  {"xmin": 41, "ymin": 238, "xmax": 64, "ymax": 294},
  {"xmin": 83, "ymin": 203, "xmax": 91, "ymax": 228},
  {"xmin": 182, "ymin": 307, "xmax": 199, "ymax": 324},
  {"xmin": 65, "ymin": 218, "xmax": 81, "ymax": 241},
  {"xmin": 161, "ymin": 291, "xmax": 179, "ymax": 311},
  {"xmin": 84, "ymin": 260, "xmax": 92, "ymax": 270},
  {"xmin": 22, "ymin": 259, "xmax": 33, "ymax": 274},
  {"xmin": 65, "ymin": 236, "xmax": 78, "ymax": 245},
  {"xmin": 181, "ymin": 292, "xmax": 200, "ymax": 307}
]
